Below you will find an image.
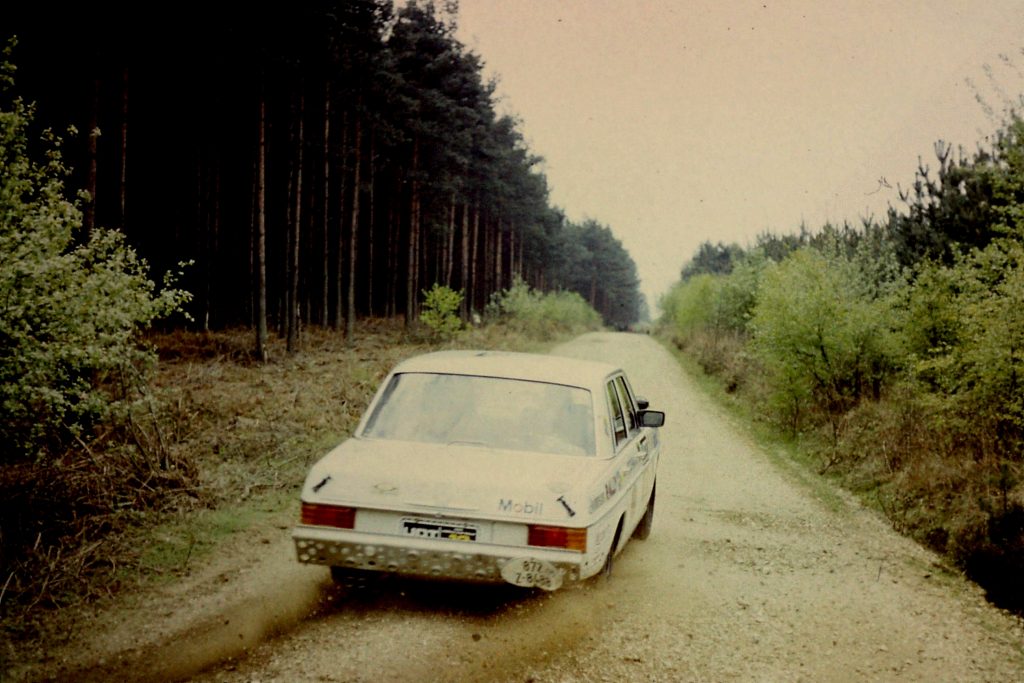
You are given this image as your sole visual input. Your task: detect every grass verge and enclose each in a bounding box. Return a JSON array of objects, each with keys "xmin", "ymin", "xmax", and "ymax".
[{"xmin": 657, "ymin": 335, "xmax": 859, "ymax": 517}]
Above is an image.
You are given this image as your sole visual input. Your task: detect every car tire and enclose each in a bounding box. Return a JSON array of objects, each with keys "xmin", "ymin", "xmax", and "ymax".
[
  {"xmin": 633, "ymin": 481, "xmax": 656, "ymax": 541},
  {"xmin": 601, "ymin": 518, "xmax": 624, "ymax": 580}
]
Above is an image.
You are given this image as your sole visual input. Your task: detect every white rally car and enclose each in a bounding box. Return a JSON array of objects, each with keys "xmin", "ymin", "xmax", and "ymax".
[{"xmin": 292, "ymin": 350, "xmax": 665, "ymax": 591}]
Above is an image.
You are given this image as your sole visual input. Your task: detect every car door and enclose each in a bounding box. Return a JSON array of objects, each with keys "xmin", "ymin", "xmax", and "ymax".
[
  {"xmin": 604, "ymin": 374, "xmax": 653, "ymax": 535},
  {"xmin": 618, "ymin": 373, "xmax": 658, "ymax": 495}
]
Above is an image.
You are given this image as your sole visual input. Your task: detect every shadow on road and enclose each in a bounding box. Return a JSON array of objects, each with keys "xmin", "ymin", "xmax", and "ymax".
[{"xmin": 314, "ymin": 573, "xmax": 546, "ymax": 619}]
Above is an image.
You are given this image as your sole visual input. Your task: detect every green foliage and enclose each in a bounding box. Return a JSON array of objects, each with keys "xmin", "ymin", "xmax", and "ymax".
[
  {"xmin": 886, "ymin": 142, "xmax": 999, "ymax": 267},
  {"xmin": 714, "ymin": 253, "xmax": 764, "ymax": 333},
  {"xmin": 546, "ymin": 220, "xmax": 642, "ymax": 329},
  {"xmin": 657, "ymin": 252, "xmax": 764, "ymax": 388},
  {"xmin": 935, "ymin": 239, "xmax": 1024, "ymax": 443},
  {"xmin": 486, "ymin": 277, "xmax": 601, "ymax": 340},
  {"xmin": 419, "ymin": 283, "xmax": 463, "ymax": 339},
  {"xmin": 660, "ymin": 275, "xmax": 719, "ymax": 343},
  {"xmin": 991, "ymin": 117, "xmax": 1024, "ymax": 237},
  {"xmin": 893, "ymin": 231, "xmax": 1024, "ymax": 446},
  {"xmin": 900, "ymin": 261, "xmax": 962, "ymax": 386},
  {"xmin": 749, "ymin": 248, "xmax": 899, "ymax": 434},
  {"xmin": 0, "ymin": 53, "xmax": 190, "ymax": 461},
  {"xmin": 679, "ymin": 240, "xmax": 744, "ymax": 280}
]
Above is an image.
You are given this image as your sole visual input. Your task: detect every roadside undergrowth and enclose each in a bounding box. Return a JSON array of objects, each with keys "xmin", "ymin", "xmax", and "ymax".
[{"xmin": 658, "ymin": 328, "xmax": 1024, "ymax": 616}]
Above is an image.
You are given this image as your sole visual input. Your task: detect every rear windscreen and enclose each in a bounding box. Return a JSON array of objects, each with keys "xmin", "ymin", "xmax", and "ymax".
[{"xmin": 361, "ymin": 373, "xmax": 596, "ymax": 456}]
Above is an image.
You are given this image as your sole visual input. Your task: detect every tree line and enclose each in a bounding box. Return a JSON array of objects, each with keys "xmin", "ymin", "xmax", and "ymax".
[
  {"xmin": 661, "ymin": 113, "xmax": 1024, "ymax": 612},
  {"xmin": 2, "ymin": 0, "xmax": 641, "ymax": 356}
]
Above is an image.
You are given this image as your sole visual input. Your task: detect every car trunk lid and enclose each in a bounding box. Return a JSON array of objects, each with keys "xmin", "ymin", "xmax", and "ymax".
[{"xmin": 303, "ymin": 437, "xmax": 601, "ymax": 523}]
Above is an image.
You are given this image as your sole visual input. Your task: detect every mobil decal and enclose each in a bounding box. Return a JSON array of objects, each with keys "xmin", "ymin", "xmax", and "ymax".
[{"xmin": 499, "ymin": 498, "xmax": 544, "ymax": 515}]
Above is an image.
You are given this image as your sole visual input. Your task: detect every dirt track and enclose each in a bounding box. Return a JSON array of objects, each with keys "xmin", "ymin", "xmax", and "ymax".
[{"xmin": 21, "ymin": 332, "xmax": 1024, "ymax": 682}]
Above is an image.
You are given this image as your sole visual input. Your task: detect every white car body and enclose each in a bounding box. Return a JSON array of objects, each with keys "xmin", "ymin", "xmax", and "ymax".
[{"xmin": 292, "ymin": 350, "xmax": 664, "ymax": 591}]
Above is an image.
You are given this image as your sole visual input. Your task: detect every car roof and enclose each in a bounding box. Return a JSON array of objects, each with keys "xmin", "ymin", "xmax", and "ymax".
[{"xmin": 390, "ymin": 350, "xmax": 621, "ymax": 389}]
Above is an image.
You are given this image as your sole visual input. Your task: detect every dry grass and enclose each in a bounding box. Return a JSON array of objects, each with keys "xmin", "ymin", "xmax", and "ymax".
[{"xmin": 148, "ymin": 321, "xmax": 424, "ymax": 506}]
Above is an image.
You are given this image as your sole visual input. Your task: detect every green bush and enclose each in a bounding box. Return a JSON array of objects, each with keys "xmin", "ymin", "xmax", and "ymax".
[
  {"xmin": 486, "ymin": 277, "xmax": 601, "ymax": 339},
  {"xmin": 660, "ymin": 275, "xmax": 719, "ymax": 344},
  {"xmin": 419, "ymin": 283, "xmax": 463, "ymax": 340},
  {"xmin": 0, "ymin": 47, "xmax": 190, "ymax": 461},
  {"xmin": 948, "ymin": 240, "xmax": 1024, "ymax": 443},
  {"xmin": 660, "ymin": 251, "xmax": 764, "ymax": 345},
  {"xmin": 749, "ymin": 248, "xmax": 899, "ymax": 435}
]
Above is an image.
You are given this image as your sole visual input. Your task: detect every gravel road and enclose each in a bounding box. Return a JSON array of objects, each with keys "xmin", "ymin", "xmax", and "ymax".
[{"xmin": 24, "ymin": 332, "xmax": 1024, "ymax": 682}]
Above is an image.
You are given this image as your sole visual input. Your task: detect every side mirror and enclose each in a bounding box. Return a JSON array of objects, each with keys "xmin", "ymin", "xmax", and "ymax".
[{"xmin": 639, "ymin": 410, "xmax": 665, "ymax": 428}]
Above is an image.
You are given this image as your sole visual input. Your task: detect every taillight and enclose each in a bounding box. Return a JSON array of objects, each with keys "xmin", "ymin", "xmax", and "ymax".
[
  {"xmin": 300, "ymin": 502, "xmax": 356, "ymax": 529},
  {"xmin": 527, "ymin": 525, "xmax": 587, "ymax": 552}
]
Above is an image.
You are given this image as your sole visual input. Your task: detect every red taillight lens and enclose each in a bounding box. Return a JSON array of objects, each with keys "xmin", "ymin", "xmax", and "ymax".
[
  {"xmin": 300, "ymin": 502, "xmax": 356, "ymax": 529},
  {"xmin": 527, "ymin": 525, "xmax": 587, "ymax": 552}
]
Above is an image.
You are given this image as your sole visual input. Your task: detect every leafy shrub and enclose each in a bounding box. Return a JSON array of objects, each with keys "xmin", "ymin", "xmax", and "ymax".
[
  {"xmin": 0, "ymin": 49, "xmax": 190, "ymax": 462},
  {"xmin": 749, "ymin": 248, "xmax": 900, "ymax": 436},
  {"xmin": 659, "ymin": 253, "xmax": 763, "ymax": 361},
  {"xmin": 900, "ymin": 261, "xmax": 962, "ymax": 386},
  {"xmin": 419, "ymin": 283, "xmax": 463, "ymax": 340},
  {"xmin": 945, "ymin": 240, "xmax": 1024, "ymax": 445},
  {"xmin": 486, "ymin": 277, "xmax": 601, "ymax": 339},
  {"xmin": 660, "ymin": 275, "xmax": 719, "ymax": 345}
]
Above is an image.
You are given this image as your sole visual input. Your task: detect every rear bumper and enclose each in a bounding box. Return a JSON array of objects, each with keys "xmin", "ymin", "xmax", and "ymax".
[{"xmin": 292, "ymin": 525, "xmax": 583, "ymax": 585}]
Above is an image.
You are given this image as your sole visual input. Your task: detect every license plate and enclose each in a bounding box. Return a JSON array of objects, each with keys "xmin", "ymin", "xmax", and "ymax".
[
  {"xmin": 501, "ymin": 557, "xmax": 563, "ymax": 591},
  {"xmin": 402, "ymin": 518, "xmax": 477, "ymax": 542}
]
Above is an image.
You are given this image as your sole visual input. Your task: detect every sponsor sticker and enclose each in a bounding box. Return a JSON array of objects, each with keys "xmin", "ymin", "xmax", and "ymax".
[
  {"xmin": 498, "ymin": 499, "xmax": 544, "ymax": 515},
  {"xmin": 401, "ymin": 518, "xmax": 477, "ymax": 541}
]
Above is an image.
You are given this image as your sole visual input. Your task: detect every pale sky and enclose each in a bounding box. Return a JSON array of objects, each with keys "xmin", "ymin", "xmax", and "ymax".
[{"xmin": 455, "ymin": 0, "xmax": 1024, "ymax": 310}]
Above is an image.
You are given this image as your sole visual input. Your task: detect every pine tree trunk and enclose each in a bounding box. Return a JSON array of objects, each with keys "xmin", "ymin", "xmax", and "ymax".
[
  {"xmin": 516, "ymin": 227, "xmax": 524, "ymax": 281},
  {"xmin": 470, "ymin": 203, "xmax": 480, "ymax": 314},
  {"xmin": 196, "ymin": 153, "xmax": 207, "ymax": 328},
  {"xmin": 460, "ymin": 202, "xmax": 469, "ymax": 320},
  {"xmin": 334, "ymin": 110, "xmax": 349, "ymax": 331},
  {"xmin": 410, "ymin": 193, "xmax": 421, "ymax": 322},
  {"xmin": 346, "ymin": 115, "xmax": 361, "ymax": 341},
  {"xmin": 208, "ymin": 161, "xmax": 221, "ymax": 330},
  {"xmin": 366, "ymin": 127, "xmax": 376, "ymax": 317},
  {"xmin": 255, "ymin": 93, "xmax": 269, "ymax": 362},
  {"xmin": 287, "ymin": 89, "xmax": 305, "ymax": 354},
  {"xmin": 495, "ymin": 219, "xmax": 504, "ymax": 292},
  {"xmin": 119, "ymin": 67, "xmax": 128, "ymax": 230},
  {"xmin": 483, "ymin": 217, "xmax": 492, "ymax": 302},
  {"xmin": 445, "ymin": 197, "xmax": 455, "ymax": 287},
  {"xmin": 387, "ymin": 192, "xmax": 398, "ymax": 318},
  {"xmin": 85, "ymin": 76, "xmax": 99, "ymax": 232},
  {"xmin": 321, "ymin": 81, "xmax": 331, "ymax": 327},
  {"xmin": 405, "ymin": 138, "xmax": 420, "ymax": 327},
  {"xmin": 509, "ymin": 226, "xmax": 518, "ymax": 282}
]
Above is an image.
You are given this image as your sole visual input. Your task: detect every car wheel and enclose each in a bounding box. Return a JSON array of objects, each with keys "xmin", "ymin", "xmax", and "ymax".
[
  {"xmin": 601, "ymin": 518, "xmax": 624, "ymax": 580},
  {"xmin": 633, "ymin": 481, "xmax": 656, "ymax": 541}
]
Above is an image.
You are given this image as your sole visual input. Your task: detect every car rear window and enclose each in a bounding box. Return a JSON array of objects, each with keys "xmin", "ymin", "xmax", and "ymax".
[{"xmin": 360, "ymin": 372, "xmax": 596, "ymax": 456}]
